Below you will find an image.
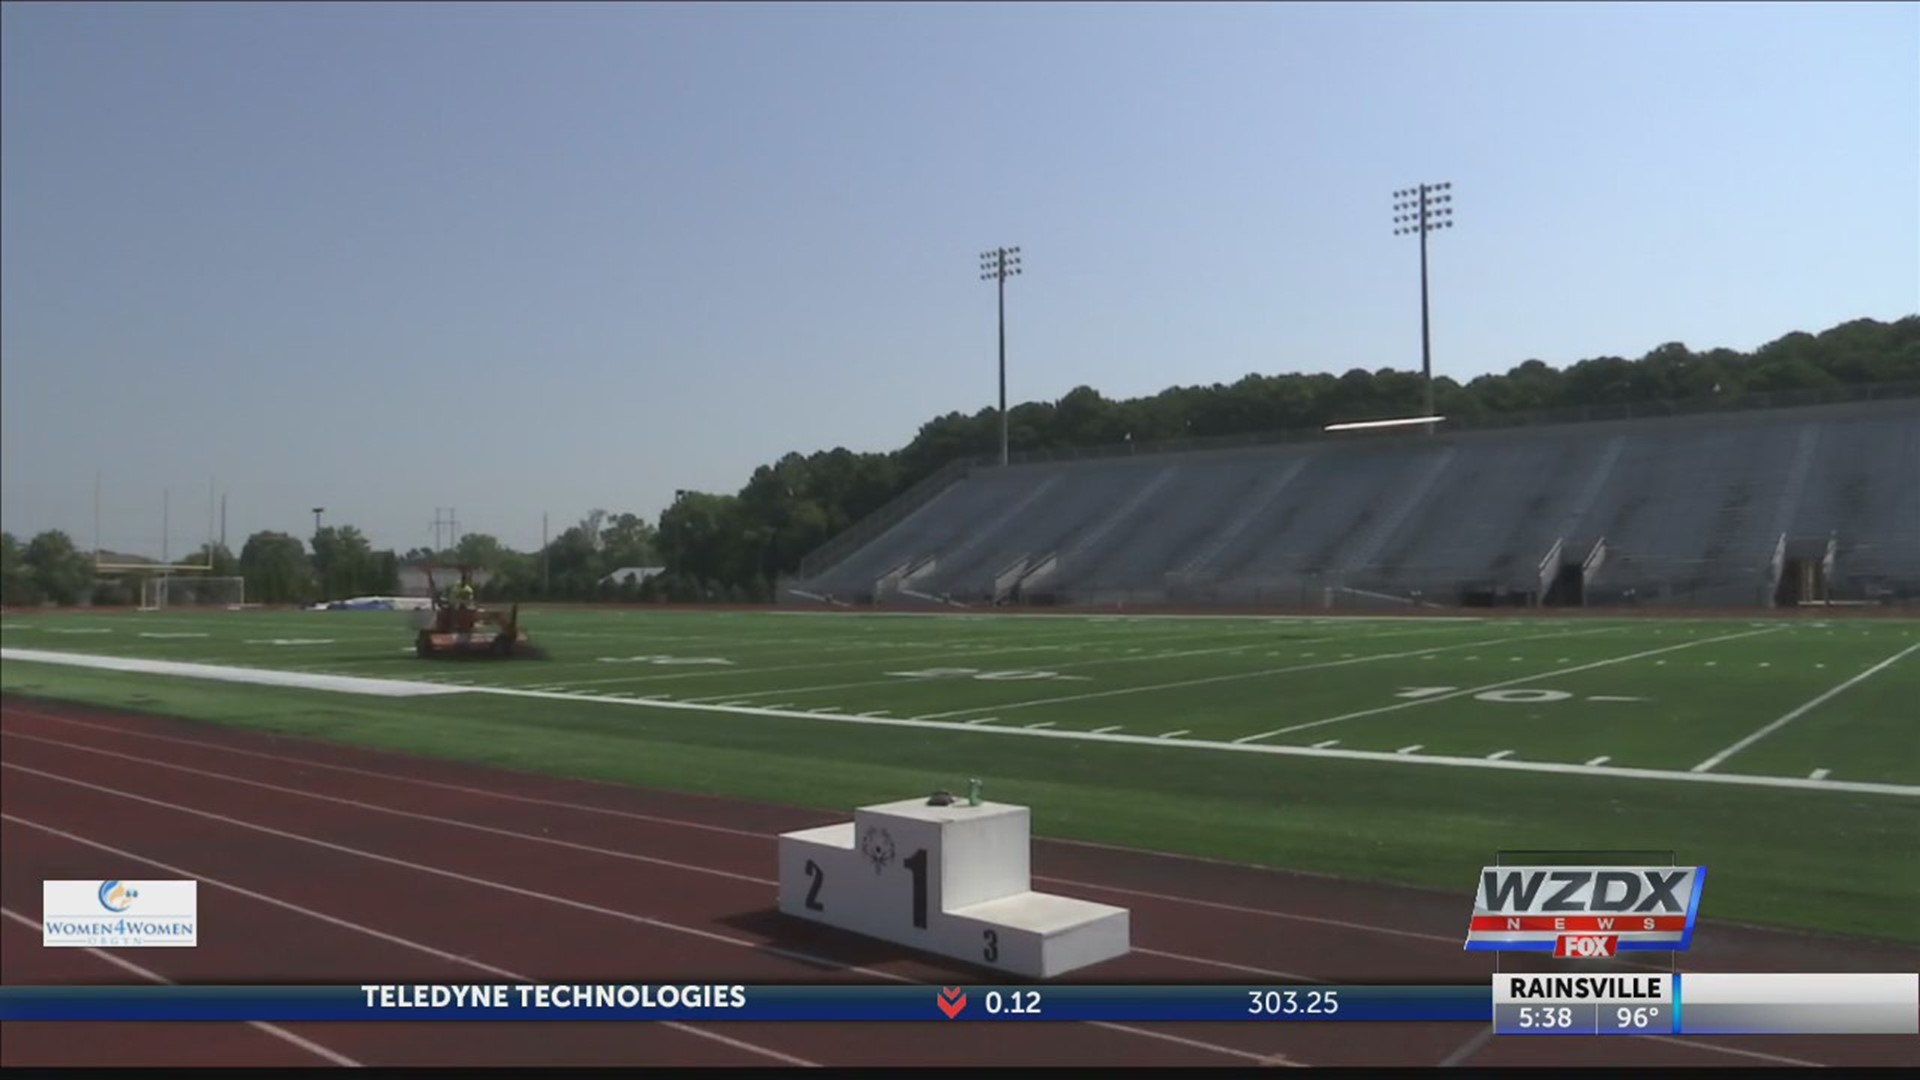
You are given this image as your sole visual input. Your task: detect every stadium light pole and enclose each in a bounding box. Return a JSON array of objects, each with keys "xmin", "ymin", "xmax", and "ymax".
[
  {"xmin": 980, "ymin": 245, "xmax": 1022, "ymax": 466},
  {"xmin": 311, "ymin": 507, "xmax": 324, "ymax": 535},
  {"xmin": 1393, "ymin": 183, "xmax": 1453, "ymax": 434}
]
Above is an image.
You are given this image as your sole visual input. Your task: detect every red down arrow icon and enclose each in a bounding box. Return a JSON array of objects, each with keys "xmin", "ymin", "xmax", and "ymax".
[{"xmin": 936, "ymin": 986, "xmax": 968, "ymax": 1019}]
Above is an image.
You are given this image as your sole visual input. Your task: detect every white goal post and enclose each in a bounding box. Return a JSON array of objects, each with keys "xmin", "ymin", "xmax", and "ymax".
[{"xmin": 140, "ymin": 575, "xmax": 247, "ymax": 611}]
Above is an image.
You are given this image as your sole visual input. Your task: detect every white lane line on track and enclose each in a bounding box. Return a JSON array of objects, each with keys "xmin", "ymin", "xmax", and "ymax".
[
  {"xmin": 1, "ymin": 729, "xmax": 1319, "ymax": 985},
  {"xmin": 3, "ymin": 708, "xmax": 1470, "ymax": 945},
  {"xmin": 0, "ymin": 906, "xmax": 362, "ymax": 1067},
  {"xmin": 0, "ymin": 705, "xmax": 1893, "ymax": 963},
  {"xmin": 0, "ymin": 720, "xmax": 1827, "ymax": 1066},
  {"xmin": 0, "ymin": 770, "xmax": 1291, "ymax": 1066},
  {"xmin": 0, "ymin": 823, "xmax": 814, "ymax": 1067}
]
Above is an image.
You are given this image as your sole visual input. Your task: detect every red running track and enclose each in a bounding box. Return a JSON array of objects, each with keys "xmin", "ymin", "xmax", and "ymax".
[{"xmin": 1, "ymin": 698, "xmax": 1914, "ymax": 1068}]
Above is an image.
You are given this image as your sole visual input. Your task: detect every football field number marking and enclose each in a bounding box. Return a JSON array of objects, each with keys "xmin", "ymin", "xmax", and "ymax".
[
  {"xmin": 1393, "ymin": 686, "xmax": 1599, "ymax": 705},
  {"xmin": 1476, "ymin": 689, "xmax": 1573, "ymax": 704}
]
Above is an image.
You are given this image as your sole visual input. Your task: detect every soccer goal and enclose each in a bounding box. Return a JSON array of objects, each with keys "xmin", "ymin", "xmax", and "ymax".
[{"xmin": 140, "ymin": 575, "xmax": 247, "ymax": 611}]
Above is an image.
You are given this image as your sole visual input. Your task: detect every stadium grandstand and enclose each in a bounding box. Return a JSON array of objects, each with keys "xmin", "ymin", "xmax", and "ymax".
[{"xmin": 781, "ymin": 393, "xmax": 1920, "ymax": 611}]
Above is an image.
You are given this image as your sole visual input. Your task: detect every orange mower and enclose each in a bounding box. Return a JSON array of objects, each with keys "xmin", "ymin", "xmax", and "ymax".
[{"xmin": 410, "ymin": 564, "xmax": 538, "ymax": 659}]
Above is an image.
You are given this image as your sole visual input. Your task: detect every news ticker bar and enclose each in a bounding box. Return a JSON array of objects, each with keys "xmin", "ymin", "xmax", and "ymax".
[
  {"xmin": 0, "ymin": 976, "xmax": 1913, "ymax": 1034},
  {"xmin": 0, "ymin": 985, "xmax": 1463, "ymax": 1024}
]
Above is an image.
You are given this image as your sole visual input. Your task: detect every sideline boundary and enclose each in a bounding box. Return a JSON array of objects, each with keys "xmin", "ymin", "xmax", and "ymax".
[{"xmin": 5, "ymin": 648, "xmax": 1915, "ymax": 797}]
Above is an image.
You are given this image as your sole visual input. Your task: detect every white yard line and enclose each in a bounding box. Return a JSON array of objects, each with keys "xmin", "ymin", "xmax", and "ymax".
[
  {"xmin": 766, "ymin": 610, "xmax": 1485, "ymax": 623},
  {"xmin": 1690, "ymin": 642, "xmax": 1920, "ymax": 773},
  {"xmin": 911, "ymin": 627, "xmax": 1620, "ymax": 721},
  {"xmin": 1234, "ymin": 626, "xmax": 1781, "ymax": 743},
  {"xmin": 0, "ymin": 906, "xmax": 361, "ymax": 1067},
  {"xmin": 673, "ymin": 625, "xmax": 1458, "ymax": 704},
  {"xmin": 559, "ymin": 620, "xmax": 1453, "ymax": 692}
]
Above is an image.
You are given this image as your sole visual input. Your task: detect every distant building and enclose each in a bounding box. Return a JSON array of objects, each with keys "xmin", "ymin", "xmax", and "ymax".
[
  {"xmin": 600, "ymin": 566, "xmax": 665, "ymax": 588},
  {"xmin": 397, "ymin": 566, "xmax": 494, "ymax": 597}
]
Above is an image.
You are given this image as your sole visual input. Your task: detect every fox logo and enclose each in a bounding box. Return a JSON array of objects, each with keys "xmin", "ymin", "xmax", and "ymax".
[{"xmin": 1555, "ymin": 934, "xmax": 1618, "ymax": 958}]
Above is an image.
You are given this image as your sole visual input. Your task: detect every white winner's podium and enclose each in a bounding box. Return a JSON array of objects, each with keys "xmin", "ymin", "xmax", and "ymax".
[{"xmin": 777, "ymin": 797, "xmax": 1130, "ymax": 979}]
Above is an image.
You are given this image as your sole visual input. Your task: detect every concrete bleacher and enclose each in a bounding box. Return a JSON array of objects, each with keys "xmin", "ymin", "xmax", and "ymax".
[{"xmin": 786, "ymin": 397, "xmax": 1920, "ymax": 609}]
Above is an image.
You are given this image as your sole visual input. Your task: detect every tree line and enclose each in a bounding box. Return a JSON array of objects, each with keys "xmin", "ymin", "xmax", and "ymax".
[
  {"xmin": 0, "ymin": 513, "xmax": 666, "ymax": 608},
  {"xmin": 2, "ymin": 316, "xmax": 1913, "ymax": 608},
  {"xmin": 0, "ymin": 527, "xmax": 406, "ymax": 608}
]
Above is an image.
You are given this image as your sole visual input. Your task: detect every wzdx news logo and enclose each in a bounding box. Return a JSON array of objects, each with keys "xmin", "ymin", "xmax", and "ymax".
[
  {"xmin": 43, "ymin": 880, "xmax": 198, "ymax": 948},
  {"xmin": 1464, "ymin": 865, "xmax": 1706, "ymax": 957}
]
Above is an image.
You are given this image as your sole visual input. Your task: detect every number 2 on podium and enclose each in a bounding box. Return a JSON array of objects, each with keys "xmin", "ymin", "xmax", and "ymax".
[
  {"xmin": 801, "ymin": 852, "xmax": 929, "ymax": 927},
  {"xmin": 802, "ymin": 851, "xmax": 1001, "ymax": 964},
  {"xmin": 803, "ymin": 859, "xmax": 825, "ymax": 911}
]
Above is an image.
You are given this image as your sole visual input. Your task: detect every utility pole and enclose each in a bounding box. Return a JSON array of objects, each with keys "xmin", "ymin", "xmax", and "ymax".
[
  {"xmin": 542, "ymin": 511, "xmax": 550, "ymax": 597},
  {"xmin": 979, "ymin": 245, "xmax": 1023, "ymax": 466},
  {"xmin": 431, "ymin": 507, "xmax": 460, "ymax": 554},
  {"xmin": 1392, "ymin": 182, "xmax": 1454, "ymax": 433}
]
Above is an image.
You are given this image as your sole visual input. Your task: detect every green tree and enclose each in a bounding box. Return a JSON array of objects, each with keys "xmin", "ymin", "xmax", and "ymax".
[
  {"xmin": 0, "ymin": 531, "xmax": 36, "ymax": 605},
  {"xmin": 240, "ymin": 531, "xmax": 311, "ymax": 605},
  {"xmin": 657, "ymin": 491, "xmax": 750, "ymax": 591},
  {"xmin": 310, "ymin": 525, "xmax": 379, "ymax": 600},
  {"xmin": 188, "ymin": 542, "xmax": 240, "ymax": 577},
  {"xmin": 453, "ymin": 533, "xmax": 507, "ymax": 570},
  {"xmin": 598, "ymin": 513, "xmax": 659, "ymax": 570},
  {"xmin": 23, "ymin": 530, "xmax": 92, "ymax": 606}
]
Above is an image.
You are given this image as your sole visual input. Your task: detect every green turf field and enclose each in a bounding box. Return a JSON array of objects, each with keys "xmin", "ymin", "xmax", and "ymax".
[{"xmin": 3, "ymin": 607, "xmax": 1917, "ymax": 941}]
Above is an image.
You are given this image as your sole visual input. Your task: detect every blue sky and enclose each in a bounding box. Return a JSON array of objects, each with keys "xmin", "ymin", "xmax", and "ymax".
[{"xmin": 4, "ymin": 1, "xmax": 1915, "ymax": 555}]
